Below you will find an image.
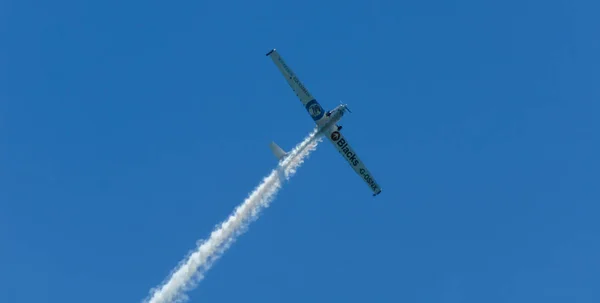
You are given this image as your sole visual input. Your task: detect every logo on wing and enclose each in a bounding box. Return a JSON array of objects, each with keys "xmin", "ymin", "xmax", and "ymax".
[
  {"xmin": 305, "ymin": 99, "xmax": 324, "ymax": 121},
  {"xmin": 330, "ymin": 131, "xmax": 341, "ymax": 141}
]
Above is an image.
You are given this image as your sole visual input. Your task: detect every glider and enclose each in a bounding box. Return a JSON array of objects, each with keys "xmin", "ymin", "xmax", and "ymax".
[{"xmin": 265, "ymin": 49, "xmax": 382, "ymax": 196}]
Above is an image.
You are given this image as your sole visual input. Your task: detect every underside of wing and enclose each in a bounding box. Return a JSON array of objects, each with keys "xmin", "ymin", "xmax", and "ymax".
[
  {"xmin": 266, "ymin": 49, "xmax": 326, "ymax": 123},
  {"xmin": 325, "ymin": 128, "xmax": 382, "ymax": 196}
]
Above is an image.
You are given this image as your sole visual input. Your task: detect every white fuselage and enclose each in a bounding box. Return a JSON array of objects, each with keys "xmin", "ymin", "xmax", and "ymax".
[{"xmin": 316, "ymin": 104, "xmax": 346, "ymax": 130}]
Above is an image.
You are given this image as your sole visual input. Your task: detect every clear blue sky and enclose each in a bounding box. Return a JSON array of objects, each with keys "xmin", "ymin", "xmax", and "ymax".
[{"xmin": 2, "ymin": 0, "xmax": 599, "ymax": 302}]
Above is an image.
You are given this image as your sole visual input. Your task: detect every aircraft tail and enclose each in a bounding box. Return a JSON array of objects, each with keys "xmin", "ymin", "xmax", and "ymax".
[{"xmin": 269, "ymin": 141, "xmax": 288, "ymax": 161}]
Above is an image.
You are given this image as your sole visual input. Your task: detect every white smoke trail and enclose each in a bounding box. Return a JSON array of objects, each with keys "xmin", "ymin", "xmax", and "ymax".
[{"xmin": 143, "ymin": 127, "xmax": 323, "ymax": 303}]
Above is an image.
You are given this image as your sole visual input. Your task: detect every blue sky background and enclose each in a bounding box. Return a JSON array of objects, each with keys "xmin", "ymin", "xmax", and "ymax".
[{"xmin": 2, "ymin": 0, "xmax": 599, "ymax": 302}]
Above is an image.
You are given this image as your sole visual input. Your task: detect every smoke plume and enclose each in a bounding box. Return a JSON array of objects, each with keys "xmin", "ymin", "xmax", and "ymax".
[{"xmin": 143, "ymin": 128, "xmax": 323, "ymax": 303}]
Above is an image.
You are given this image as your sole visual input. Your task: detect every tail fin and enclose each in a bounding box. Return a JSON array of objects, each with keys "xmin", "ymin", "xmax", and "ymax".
[{"xmin": 269, "ymin": 141, "xmax": 288, "ymax": 161}]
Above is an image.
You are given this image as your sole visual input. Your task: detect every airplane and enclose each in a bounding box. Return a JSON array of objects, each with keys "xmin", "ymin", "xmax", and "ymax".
[{"xmin": 265, "ymin": 49, "xmax": 382, "ymax": 197}]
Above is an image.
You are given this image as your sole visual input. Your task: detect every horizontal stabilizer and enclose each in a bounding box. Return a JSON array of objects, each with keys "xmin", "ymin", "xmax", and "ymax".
[{"xmin": 269, "ymin": 141, "xmax": 288, "ymax": 161}]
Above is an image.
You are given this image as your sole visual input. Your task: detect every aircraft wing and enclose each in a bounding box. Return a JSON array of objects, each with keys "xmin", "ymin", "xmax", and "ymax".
[
  {"xmin": 266, "ymin": 49, "xmax": 326, "ymax": 122},
  {"xmin": 325, "ymin": 128, "xmax": 382, "ymax": 196}
]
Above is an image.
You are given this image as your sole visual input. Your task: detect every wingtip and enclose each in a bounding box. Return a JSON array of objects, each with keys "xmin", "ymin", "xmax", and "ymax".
[{"xmin": 266, "ymin": 48, "xmax": 276, "ymax": 56}]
